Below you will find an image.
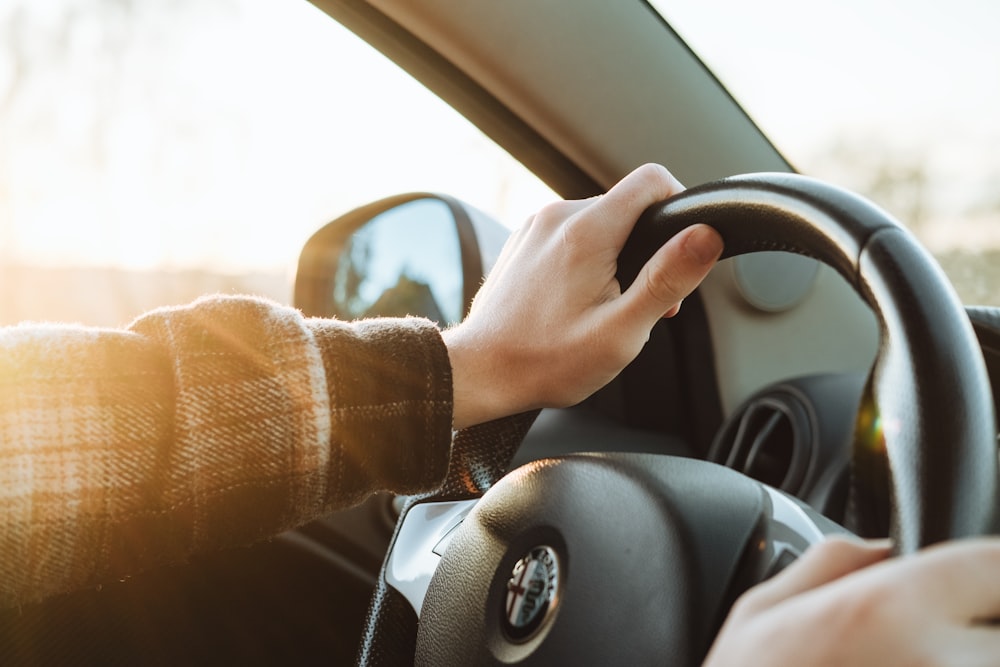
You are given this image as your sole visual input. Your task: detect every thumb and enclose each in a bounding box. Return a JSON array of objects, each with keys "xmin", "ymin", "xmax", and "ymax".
[
  {"xmin": 619, "ymin": 224, "xmax": 723, "ymax": 328},
  {"xmin": 737, "ymin": 537, "xmax": 892, "ymax": 616}
]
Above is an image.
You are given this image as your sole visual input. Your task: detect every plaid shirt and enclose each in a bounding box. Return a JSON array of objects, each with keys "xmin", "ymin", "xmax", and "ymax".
[{"xmin": 0, "ymin": 295, "xmax": 453, "ymax": 608}]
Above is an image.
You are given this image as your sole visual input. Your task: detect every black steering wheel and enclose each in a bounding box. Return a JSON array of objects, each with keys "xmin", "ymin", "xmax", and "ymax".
[{"xmin": 357, "ymin": 173, "xmax": 998, "ymax": 666}]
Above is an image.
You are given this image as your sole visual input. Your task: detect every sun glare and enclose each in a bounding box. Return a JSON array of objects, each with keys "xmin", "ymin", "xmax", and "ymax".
[
  {"xmin": 0, "ymin": 0, "xmax": 553, "ymax": 274},
  {"xmin": 3, "ymin": 0, "xmax": 998, "ymax": 324}
]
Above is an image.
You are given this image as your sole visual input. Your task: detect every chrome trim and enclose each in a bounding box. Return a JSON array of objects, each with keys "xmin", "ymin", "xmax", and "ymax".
[{"xmin": 385, "ymin": 499, "xmax": 478, "ymax": 615}]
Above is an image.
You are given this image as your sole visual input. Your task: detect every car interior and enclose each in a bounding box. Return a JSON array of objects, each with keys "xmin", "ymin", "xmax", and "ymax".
[{"xmin": 1, "ymin": 0, "xmax": 998, "ymax": 664}]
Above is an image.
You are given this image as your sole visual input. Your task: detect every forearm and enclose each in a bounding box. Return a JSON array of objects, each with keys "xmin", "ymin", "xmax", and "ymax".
[{"xmin": 0, "ymin": 295, "xmax": 453, "ymax": 608}]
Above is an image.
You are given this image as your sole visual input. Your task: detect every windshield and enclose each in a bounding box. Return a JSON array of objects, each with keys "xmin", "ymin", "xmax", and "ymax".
[{"xmin": 652, "ymin": 0, "xmax": 1000, "ymax": 306}]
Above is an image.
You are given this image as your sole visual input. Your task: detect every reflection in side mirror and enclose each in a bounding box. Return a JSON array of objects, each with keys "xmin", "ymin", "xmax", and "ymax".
[
  {"xmin": 331, "ymin": 199, "xmax": 462, "ymax": 324},
  {"xmin": 294, "ymin": 193, "xmax": 509, "ymax": 327}
]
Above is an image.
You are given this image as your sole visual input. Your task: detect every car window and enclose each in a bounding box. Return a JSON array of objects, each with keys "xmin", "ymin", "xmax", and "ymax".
[
  {"xmin": 0, "ymin": 0, "xmax": 555, "ymax": 327},
  {"xmin": 652, "ymin": 0, "xmax": 1000, "ymax": 307}
]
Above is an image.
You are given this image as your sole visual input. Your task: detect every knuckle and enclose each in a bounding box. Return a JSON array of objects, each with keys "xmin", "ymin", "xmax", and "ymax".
[
  {"xmin": 642, "ymin": 265, "xmax": 684, "ymax": 307},
  {"xmin": 728, "ymin": 584, "xmax": 772, "ymax": 619},
  {"xmin": 533, "ymin": 200, "xmax": 582, "ymax": 229},
  {"xmin": 633, "ymin": 163, "xmax": 676, "ymax": 196},
  {"xmin": 558, "ymin": 215, "xmax": 593, "ymax": 257}
]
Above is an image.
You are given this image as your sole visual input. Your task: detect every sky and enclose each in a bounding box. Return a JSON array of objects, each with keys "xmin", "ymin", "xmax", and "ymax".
[
  {"xmin": 658, "ymin": 0, "xmax": 1000, "ymax": 149},
  {"xmin": 1, "ymin": 0, "xmax": 998, "ymax": 274},
  {"xmin": 656, "ymin": 0, "xmax": 1000, "ymax": 250}
]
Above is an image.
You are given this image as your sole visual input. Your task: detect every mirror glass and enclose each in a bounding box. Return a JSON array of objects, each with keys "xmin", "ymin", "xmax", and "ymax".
[{"xmin": 330, "ymin": 198, "xmax": 464, "ymax": 325}]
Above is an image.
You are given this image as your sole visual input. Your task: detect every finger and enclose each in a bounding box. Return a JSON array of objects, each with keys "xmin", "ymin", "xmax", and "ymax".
[
  {"xmin": 738, "ymin": 537, "xmax": 892, "ymax": 615},
  {"xmin": 879, "ymin": 539, "xmax": 1000, "ymax": 623},
  {"xmin": 583, "ymin": 164, "xmax": 684, "ymax": 247},
  {"xmin": 616, "ymin": 223, "xmax": 722, "ymax": 328}
]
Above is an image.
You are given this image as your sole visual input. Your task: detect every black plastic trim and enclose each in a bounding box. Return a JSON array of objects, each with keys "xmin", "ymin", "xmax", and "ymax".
[
  {"xmin": 638, "ymin": 0, "xmax": 795, "ymax": 173},
  {"xmin": 309, "ymin": 0, "xmax": 602, "ymax": 200}
]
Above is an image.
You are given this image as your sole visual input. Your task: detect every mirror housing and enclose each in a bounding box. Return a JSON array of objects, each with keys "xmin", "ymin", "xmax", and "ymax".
[{"xmin": 294, "ymin": 193, "xmax": 509, "ymax": 326}]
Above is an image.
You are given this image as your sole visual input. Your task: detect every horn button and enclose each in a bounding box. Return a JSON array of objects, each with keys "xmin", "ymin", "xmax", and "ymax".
[{"xmin": 409, "ymin": 453, "xmax": 842, "ymax": 665}]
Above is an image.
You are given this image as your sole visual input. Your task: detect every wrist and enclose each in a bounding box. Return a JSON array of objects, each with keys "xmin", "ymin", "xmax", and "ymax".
[{"xmin": 443, "ymin": 325, "xmax": 521, "ymax": 430}]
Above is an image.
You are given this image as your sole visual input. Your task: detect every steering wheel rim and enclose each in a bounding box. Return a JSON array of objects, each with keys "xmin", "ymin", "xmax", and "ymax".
[
  {"xmin": 358, "ymin": 172, "xmax": 998, "ymax": 666},
  {"xmin": 619, "ymin": 172, "xmax": 997, "ymax": 551}
]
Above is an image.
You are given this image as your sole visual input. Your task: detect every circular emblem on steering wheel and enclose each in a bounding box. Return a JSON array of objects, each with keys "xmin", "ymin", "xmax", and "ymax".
[{"xmin": 503, "ymin": 545, "xmax": 561, "ymax": 642}]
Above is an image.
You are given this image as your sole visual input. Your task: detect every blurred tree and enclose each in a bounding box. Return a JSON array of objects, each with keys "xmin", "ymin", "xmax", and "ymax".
[
  {"xmin": 801, "ymin": 133, "xmax": 1000, "ymax": 306},
  {"xmin": 805, "ymin": 134, "xmax": 929, "ymax": 230}
]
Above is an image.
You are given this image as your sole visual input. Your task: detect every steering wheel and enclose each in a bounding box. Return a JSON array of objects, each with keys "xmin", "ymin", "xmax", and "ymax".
[{"xmin": 357, "ymin": 173, "xmax": 998, "ymax": 666}]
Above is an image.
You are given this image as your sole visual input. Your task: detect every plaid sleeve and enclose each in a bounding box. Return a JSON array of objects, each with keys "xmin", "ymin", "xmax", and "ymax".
[{"xmin": 0, "ymin": 295, "xmax": 453, "ymax": 608}]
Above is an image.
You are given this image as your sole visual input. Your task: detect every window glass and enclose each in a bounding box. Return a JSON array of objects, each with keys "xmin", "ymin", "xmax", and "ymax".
[
  {"xmin": 0, "ymin": 0, "xmax": 556, "ymax": 326},
  {"xmin": 652, "ymin": 0, "xmax": 1000, "ymax": 306}
]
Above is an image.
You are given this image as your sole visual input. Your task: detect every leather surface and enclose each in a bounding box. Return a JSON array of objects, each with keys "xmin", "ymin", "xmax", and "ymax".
[
  {"xmin": 619, "ymin": 173, "xmax": 998, "ymax": 550},
  {"xmin": 856, "ymin": 231, "xmax": 996, "ymax": 545}
]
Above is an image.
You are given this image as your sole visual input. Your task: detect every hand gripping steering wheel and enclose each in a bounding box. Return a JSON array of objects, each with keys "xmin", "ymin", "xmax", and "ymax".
[{"xmin": 357, "ymin": 173, "xmax": 998, "ymax": 666}]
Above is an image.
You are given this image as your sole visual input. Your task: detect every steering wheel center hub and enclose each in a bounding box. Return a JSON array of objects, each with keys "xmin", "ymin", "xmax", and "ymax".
[{"xmin": 503, "ymin": 545, "xmax": 561, "ymax": 641}]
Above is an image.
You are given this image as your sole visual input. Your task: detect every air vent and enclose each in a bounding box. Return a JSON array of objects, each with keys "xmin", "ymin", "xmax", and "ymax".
[{"xmin": 710, "ymin": 393, "xmax": 813, "ymax": 494}]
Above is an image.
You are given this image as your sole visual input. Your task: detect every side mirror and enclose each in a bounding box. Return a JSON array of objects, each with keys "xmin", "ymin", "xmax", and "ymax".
[{"xmin": 294, "ymin": 193, "xmax": 509, "ymax": 326}]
